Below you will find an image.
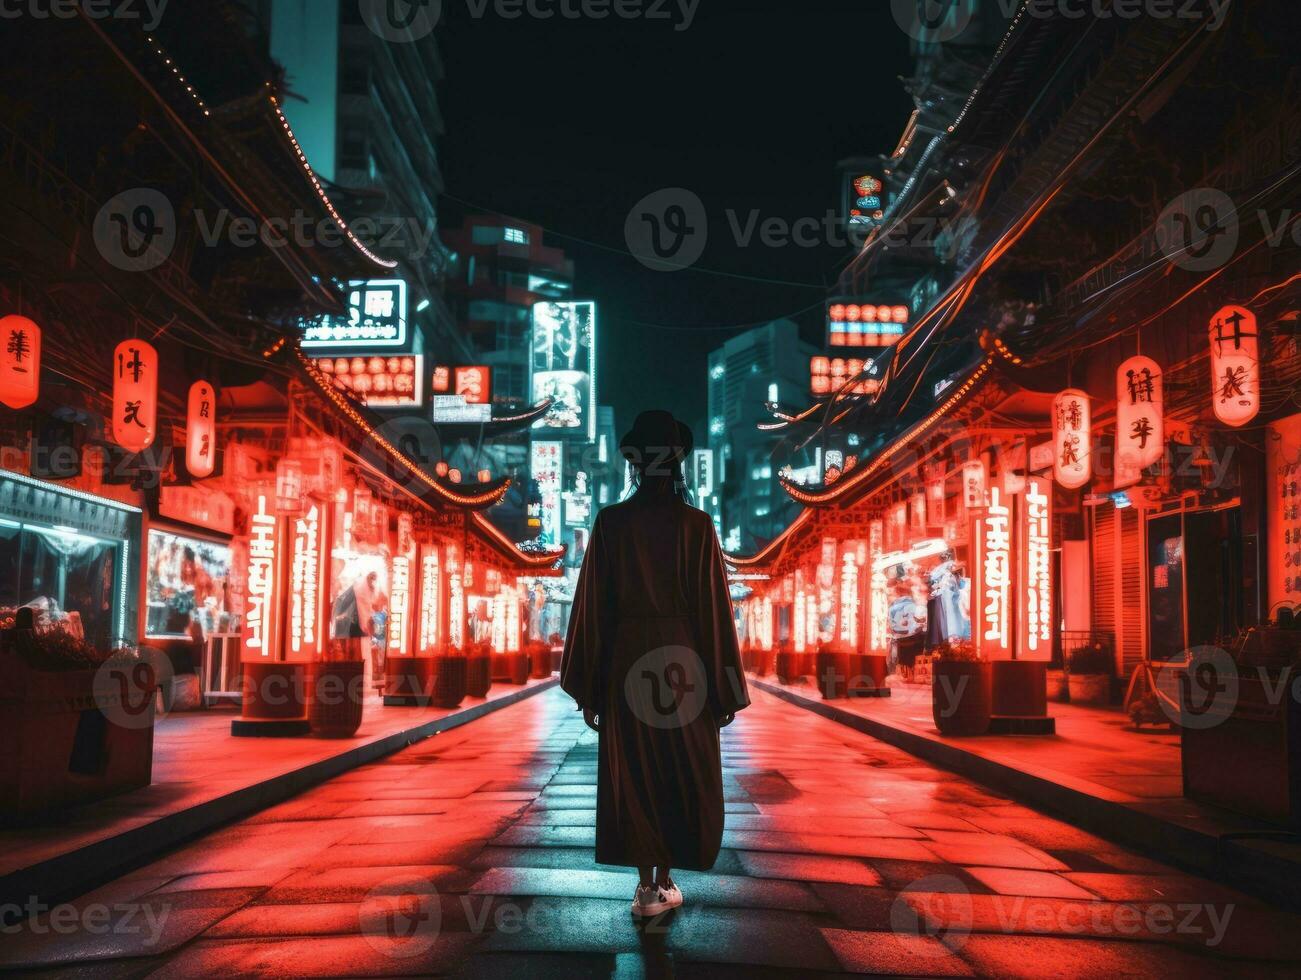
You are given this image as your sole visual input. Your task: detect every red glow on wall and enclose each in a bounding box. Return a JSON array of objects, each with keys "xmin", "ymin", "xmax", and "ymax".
[
  {"xmin": 112, "ymin": 339, "xmax": 158, "ymax": 453},
  {"xmin": 0, "ymin": 314, "xmax": 40, "ymax": 409},
  {"xmin": 1208, "ymin": 304, "xmax": 1259, "ymax": 427},
  {"xmin": 186, "ymin": 380, "xmax": 217, "ymax": 479}
]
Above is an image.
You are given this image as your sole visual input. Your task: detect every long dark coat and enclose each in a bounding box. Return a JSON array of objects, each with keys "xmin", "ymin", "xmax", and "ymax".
[{"xmin": 561, "ymin": 490, "xmax": 749, "ymax": 870}]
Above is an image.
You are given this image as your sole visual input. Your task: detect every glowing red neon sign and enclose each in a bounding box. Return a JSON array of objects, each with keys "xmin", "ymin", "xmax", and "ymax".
[
  {"xmin": 1018, "ymin": 476, "xmax": 1053, "ymax": 661},
  {"xmin": 0, "ymin": 315, "xmax": 40, "ymax": 409},
  {"xmin": 1208, "ymin": 305, "xmax": 1259, "ymax": 427},
  {"xmin": 112, "ymin": 339, "xmax": 158, "ymax": 453}
]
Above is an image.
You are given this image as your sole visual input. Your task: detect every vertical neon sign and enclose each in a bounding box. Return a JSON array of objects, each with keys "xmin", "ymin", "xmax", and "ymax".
[
  {"xmin": 975, "ymin": 485, "xmax": 1013, "ymax": 658},
  {"xmin": 244, "ymin": 494, "xmax": 278, "ymax": 657},
  {"xmin": 1018, "ymin": 476, "xmax": 1053, "ymax": 660},
  {"xmin": 289, "ymin": 503, "xmax": 324, "ymax": 657},
  {"xmin": 418, "ymin": 545, "xmax": 441, "ymax": 653}
]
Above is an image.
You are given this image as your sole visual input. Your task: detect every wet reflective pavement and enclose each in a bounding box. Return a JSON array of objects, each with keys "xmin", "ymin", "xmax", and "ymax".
[{"xmin": 5, "ymin": 688, "xmax": 1301, "ymax": 978}]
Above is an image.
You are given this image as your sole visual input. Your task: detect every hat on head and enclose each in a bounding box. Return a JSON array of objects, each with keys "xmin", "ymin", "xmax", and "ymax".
[{"xmin": 619, "ymin": 410, "xmax": 694, "ymax": 466}]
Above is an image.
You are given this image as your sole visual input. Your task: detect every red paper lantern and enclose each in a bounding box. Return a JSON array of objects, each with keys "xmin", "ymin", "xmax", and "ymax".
[
  {"xmin": 1115, "ymin": 355, "xmax": 1163, "ymax": 488},
  {"xmin": 1208, "ymin": 304, "xmax": 1259, "ymax": 427},
  {"xmin": 477, "ymin": 468, "xmax": 491, "ymax": 483},
  {"xmin": 112, "ymin": 339, "xmax": 158, "ymax": 452},
  {"xmin": 186, "ymin": 380, "xmax": 217, "ymax": 478},
  {"xmin": 0, "ymin": 315, "xmax": 40, "ymax": 409},
  {"xmin": 1052, "ymin": 389, "xmax": 1090, "ymax": 489}
]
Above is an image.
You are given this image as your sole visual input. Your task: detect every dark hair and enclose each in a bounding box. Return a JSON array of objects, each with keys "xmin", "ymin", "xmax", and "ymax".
[{"xmin": 626, "ymin": 456, "xmax": 694, "ymax": 505}]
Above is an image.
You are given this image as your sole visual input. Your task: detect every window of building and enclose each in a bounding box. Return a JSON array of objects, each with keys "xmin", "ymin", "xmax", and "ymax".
[{"xmin": 503, "ymin": 227, "xmax": 528, "ymax": 245}]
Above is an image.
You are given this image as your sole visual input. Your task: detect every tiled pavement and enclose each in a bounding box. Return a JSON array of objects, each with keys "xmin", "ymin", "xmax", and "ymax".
[{"xmin": 4, "ymin": 688, "xmax": 1301, "ymax": 978}]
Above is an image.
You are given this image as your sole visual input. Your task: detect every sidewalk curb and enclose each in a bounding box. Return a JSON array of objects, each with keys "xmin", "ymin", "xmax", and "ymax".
[
  {"xmin": 753, "ymin": 677, "xmax": 1301, "ymax": 910},
  {"xmin": 1, "ymin": 678, "xmax": 558, "ymax": 915}
]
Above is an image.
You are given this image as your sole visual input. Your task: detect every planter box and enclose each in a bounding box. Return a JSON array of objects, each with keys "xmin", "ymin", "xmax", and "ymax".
[
  {"xmin": 1068, "ymin": 673, "xmax": 1111, "ymax": 707},
  {"xmin": 775, "ymin": 652, "xmax": 800, "ymax": 684},
  {"xmin": 307, "ymin": 660, "xmax": 365, "ymax": 738},
  {"xmin": 0, "ymin": 660, "xmax": 156, "ymax": 820},
  {"xmin": 466, "ymin": 654, "xmax": 492, "ymax": 698},
  {"xmin": 932, "ymin": 661, "xmax": 991, "ymax": 736},
  {"xmin": 815, "ymin": 651, "xmax": 851, "ymax": 700},
  {"xmin": 493, "ymin": 652, "xmax": 530, "ymax": 685},
  {"xmin": 1182, "ymin": 672, "xmax": 1301, "ymax": 826},
  {"xmin": 752, "ymin": 649, "xmax": 775, "ymax": 677},
  {"xmin": 529, "ymin": 645, "xmax": 552, "ymax": 679},
  {"xmin": 385, "ymin": 656, "xmax": 466, "ymax": 708},
  {"xmin": 848, "ymin": 653, "xmax": 890, "ymax": 697}
]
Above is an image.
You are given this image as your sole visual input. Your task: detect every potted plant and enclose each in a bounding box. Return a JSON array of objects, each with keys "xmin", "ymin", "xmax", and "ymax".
[
  {"xmin": 528, "ymin": 636, "xmax": 551, "ymax": 679},
  {"xmin": 1068, "ymin": 641, "xmax": 1113, "ymax": 707},
  {"xmin": 931, "ymin": 639, "xmax": 991, "ymax": 736},
  {"xmin": 815, "ymin": 642, "xmax": 850, "ymax": 700},
  {"xmin": 465, "ymin": 640, "xmax": 492, "ymax": 698},
  {"xmin": 848, "ymin": 650, "xmax": 890, "ymax": 697},
  {"xmin": 775, "ymin": 645, "xmax": 800, "ymax": 684},
  {"xmin": 306, "ymin": 639, "xmax": 365, "ymax": 738},
  {"xmin": 1046, "ymin": 658, "xmax": 1069, "ymax": 703},
  {"xmin": 1, "ymin": 607, "xmax": 157, "ymax": 819},
  {"xmin": 431, "ymin": 645, "xmax": 467, "ymax": 708},
  {"xmin": 496, "ymin": 642, "xmax": 531, "ymax": 685}
]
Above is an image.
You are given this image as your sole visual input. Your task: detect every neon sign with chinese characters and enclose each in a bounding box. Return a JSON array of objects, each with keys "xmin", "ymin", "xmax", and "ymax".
[
  {"xmin": 289, "ymin": 504, "xmax": 325, "ymax": 658},
  {"xmin": 826, "ymin": 301, "xmax": 908, "ymax": 347},
  {"xmin": 974, "ymin": 485, "xmax": 1012, "ymax": 658},
  {"xmin": 302, "ymin": 279, "xmax": 408, "ymax": 348},
  {"xmin": 314, "ymin": 355, "xmax": 423, "ymax": 407},
  {"xmin": 244, "ymin": 495, "xmax": 279, "ymax": 656},
  {"xmin": 1018, "ymin": 477, "xmax": 1052, "ymax": 660}
]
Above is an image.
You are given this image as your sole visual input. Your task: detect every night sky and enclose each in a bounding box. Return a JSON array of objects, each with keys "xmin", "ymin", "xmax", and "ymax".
[{"xmin": 436, "ymin": 0, "xmax": 914, "ymax": 432}]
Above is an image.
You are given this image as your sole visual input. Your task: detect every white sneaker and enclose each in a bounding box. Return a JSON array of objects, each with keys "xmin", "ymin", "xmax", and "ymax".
[{"xmin": 631, "ymin": 881, "xmax": 683, "ymax": 917}]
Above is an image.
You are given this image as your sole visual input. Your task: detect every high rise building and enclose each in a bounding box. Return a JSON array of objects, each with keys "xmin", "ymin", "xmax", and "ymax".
[
  {"xmin": 247, "ymin": 0, "xmax": 470, "ymax": 363},
  {"xmin": 707, "ymin": 320, "xmax": 820, "ymax": 553},
  {"xmin": 441, "ymin": 216, "xmax": 575, "ymax": 408}
]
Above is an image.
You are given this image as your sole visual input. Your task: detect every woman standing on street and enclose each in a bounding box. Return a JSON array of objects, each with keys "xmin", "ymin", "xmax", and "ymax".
[{"xmin": 561, "ymin": 410, "xmax": 750, "ymax": 917}]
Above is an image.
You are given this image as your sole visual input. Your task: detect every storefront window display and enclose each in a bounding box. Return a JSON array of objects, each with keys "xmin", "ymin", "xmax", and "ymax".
[
  {"xmin": 0, "ymin": 470, "xmax": 140, "ymax": 650},
  {"xmin": 145, "ymin": 528, "xmax": 233, "ymax": 638},
  {"xmin": 328, "ymin": 492, "xmax": 391, "ymax": 686},
  {"xmin": 875, "ymin": 538, "xmax": 971, "ymax": 675}
]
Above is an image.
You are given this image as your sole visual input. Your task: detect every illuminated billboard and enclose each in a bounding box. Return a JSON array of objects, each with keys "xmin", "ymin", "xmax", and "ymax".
[
  {"xmin": 530, "ymin": 301, "xmax": 596, "ymax": 439},
  {"xmin": 303, "ymin": 279, "xmax": 408, "ymax": 349},
  {"xmin": 531, "ymin": 440, "xmax": 564, "ymax": 546},
  {"xmin": 314, "ymin": 354, "xmax": 423, "ymax": 407},
  {"xmin": 810, "ymin": 356, "xmax": 882, "ymax": 397},
  {"xmin": 826, "ymin": 300, "xmax": 909, "ymax": 347}
]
